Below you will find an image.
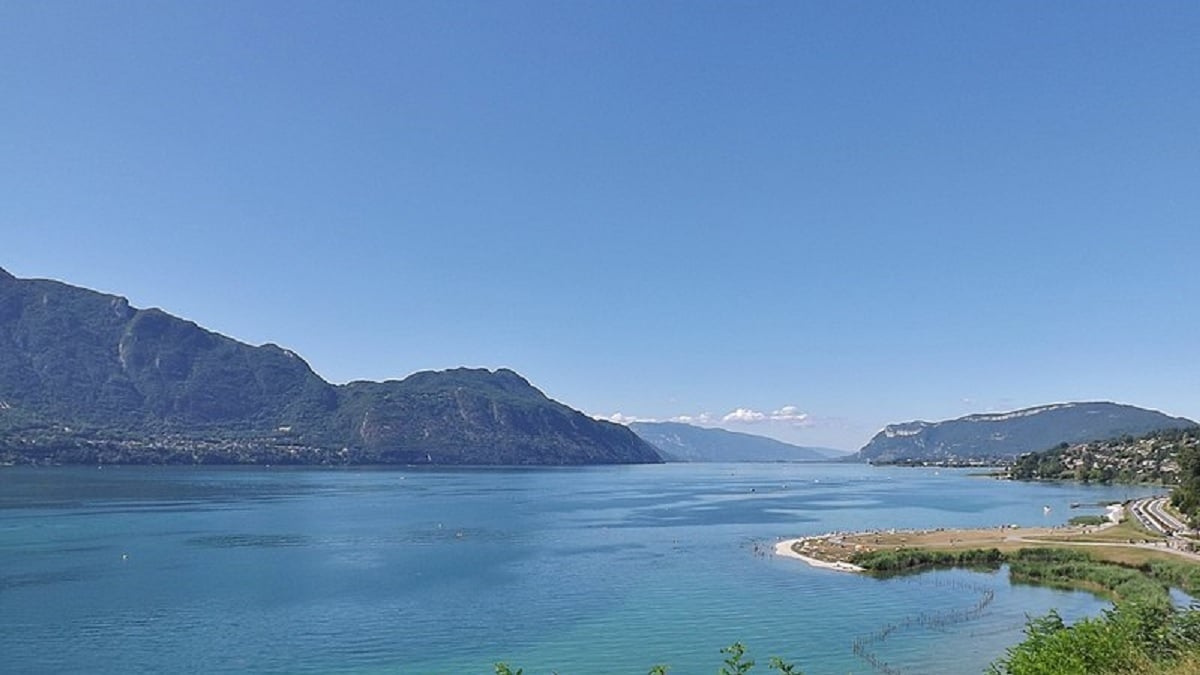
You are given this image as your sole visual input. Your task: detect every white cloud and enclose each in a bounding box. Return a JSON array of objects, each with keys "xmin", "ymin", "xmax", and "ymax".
[
  {"xmin": 770, "ymin": 405, "xmax": 812, "ymax": 426},
  {"xmin": 598, "ymin": 406, "xmax": 812, "ymax": 429},
  {"xmin": 672, "ymin": 412, "xmax": 715, "ymax": 425},
  {"xmin": 597, "ymin": 405, "xmax": 856, "ymax": 449},
  {"xmin": 595, "ymin": 412, "xmax": 657, "ymax": 425},
  {"xmin": 722, "ymin": 408, "xmax": 768, "ymax": 423},
  {"xmin": 718, "ymin": 405, "xmax": 812, "ymax": 427}
]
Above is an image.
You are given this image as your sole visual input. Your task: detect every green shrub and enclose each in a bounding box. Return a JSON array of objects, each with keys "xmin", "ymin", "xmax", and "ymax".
[{"xmin": 851, "ymin": 547, "xmax": 1004, "ymax": 573}]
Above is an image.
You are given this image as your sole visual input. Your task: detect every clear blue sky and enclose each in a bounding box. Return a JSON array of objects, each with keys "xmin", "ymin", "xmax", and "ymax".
[{"xmin": 3, "ymin": 2, "xmax": 1198, "ymax": 450}]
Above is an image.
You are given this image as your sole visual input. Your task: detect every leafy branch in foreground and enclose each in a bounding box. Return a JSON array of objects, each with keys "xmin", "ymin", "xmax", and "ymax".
[
  {"xmin": 494, "ymin": 643, "xmax": 803, "ymax": 675},
  {"xmin": 767, "ymin": 656, "xmax": 803, "ymax": 674},
  {"xmin": 989, "ymin": 602, "xmax": 1200, "ymax": 675},
  {"xmin": 720, "ymin": 641, "xmax": 753, "ymax": 674}
]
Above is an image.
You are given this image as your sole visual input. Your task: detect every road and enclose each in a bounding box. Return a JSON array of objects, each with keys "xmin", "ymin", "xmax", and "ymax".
[
  {"xmin": 1130, "ymin": 496, "xmax": 1192, "ymax": 537},
  {"xmin": 1015, "ymin": 497, "xmax": 1200, "ymax": 563}
]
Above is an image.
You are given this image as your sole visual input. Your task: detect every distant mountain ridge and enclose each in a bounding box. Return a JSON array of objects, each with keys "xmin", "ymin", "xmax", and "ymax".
[
  {"xmin": 0, "ymin": 267, "xmax": 660, "ymax": 466},
  {"xmin": 854, "ymin": 402, "xmax": 1197, "ymax": 464},
  {"xmin": 629, "ymin": 421, "xmax": 846, "ymax": 462}
]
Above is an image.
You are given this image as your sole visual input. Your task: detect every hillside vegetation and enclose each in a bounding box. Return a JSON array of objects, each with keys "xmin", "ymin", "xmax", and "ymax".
[
  {"xmin": 1010, "ymin": 428, "xmax": 1200, "ymax": 485},
  {"xmin": 0, "ymin": 268, "xmax": 660, "ymax": 466},
  {"xmin": 1170, "ymin": 436, "xmax": 1200, "ymax": 527}
]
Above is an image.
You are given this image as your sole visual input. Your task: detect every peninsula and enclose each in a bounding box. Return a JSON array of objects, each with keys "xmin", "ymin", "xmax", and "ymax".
[
  {"xmin": 776, "ymin": 499, "xmax": 1200, "ymax": 673},
  {"xmin": 775, "ymin": 499, "xmax": 1198, "ymax": 573}
]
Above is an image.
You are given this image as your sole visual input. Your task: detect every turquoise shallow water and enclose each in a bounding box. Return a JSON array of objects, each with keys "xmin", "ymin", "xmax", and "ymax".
[{"xmin": 0, "ymin": 464, "xmax": 1162, "ymax": 674}]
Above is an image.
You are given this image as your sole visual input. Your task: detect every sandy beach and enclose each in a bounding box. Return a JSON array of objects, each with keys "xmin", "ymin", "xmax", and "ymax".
[{"xmin": 774, "ymin": 538, "xmax": 864, "ymax": 572}]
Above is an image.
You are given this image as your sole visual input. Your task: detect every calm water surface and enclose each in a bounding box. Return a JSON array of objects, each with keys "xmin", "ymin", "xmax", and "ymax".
[{"xmin": 0, "ymin": 464, "xmax": 1162, "ymax": 674}]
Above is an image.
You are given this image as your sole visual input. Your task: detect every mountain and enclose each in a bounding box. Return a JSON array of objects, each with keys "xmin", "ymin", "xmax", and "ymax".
[
  {"xmin": 629, "ymin": 421, "xmax": 846, "ymax": 462},
  {"xmin": 853, "ymin": 402, "xmax": 1197, "ymax": 464},
  {"xmin": 332, "ymin": 369, "xmax": 658, "ymax": 465},
  {"xmin": 0, "ymin": 267, "xmax": 660, "ymax": 466}
]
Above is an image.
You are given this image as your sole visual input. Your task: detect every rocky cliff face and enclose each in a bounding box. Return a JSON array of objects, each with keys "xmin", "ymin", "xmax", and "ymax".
[
  {"xmin": 854, "ymin": 402, "xmax": 1196, "ymax": 463},
  {"xmin": 0, "ymin": 268, "xmax": 660, "ymax": 466}
]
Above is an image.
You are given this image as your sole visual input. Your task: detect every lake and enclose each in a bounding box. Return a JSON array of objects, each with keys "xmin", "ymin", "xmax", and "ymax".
[{"xmin": 0, "ymin": 463, "xmax": 1163, "ymax": 674}]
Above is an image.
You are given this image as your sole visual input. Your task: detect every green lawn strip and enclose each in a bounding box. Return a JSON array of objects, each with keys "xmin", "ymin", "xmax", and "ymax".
[{"xmin": 1031, "ymin": 517, "xmax": 1165, "ymax": 544}]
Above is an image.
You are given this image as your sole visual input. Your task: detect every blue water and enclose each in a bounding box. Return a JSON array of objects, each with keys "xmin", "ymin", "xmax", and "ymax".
[{"xmin": 0, "ymin": 464, "xmax": 1162, "ymax": 674}]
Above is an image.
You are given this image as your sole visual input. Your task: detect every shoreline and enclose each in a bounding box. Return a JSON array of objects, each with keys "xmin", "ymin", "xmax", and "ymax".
[
  {"xmin": 774, "ymin": 505, "xmax": 1200, "ymax": 571},
  {"xmin": 774, "ymin": 538, "xmax": 864, "ymax": 572}
]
